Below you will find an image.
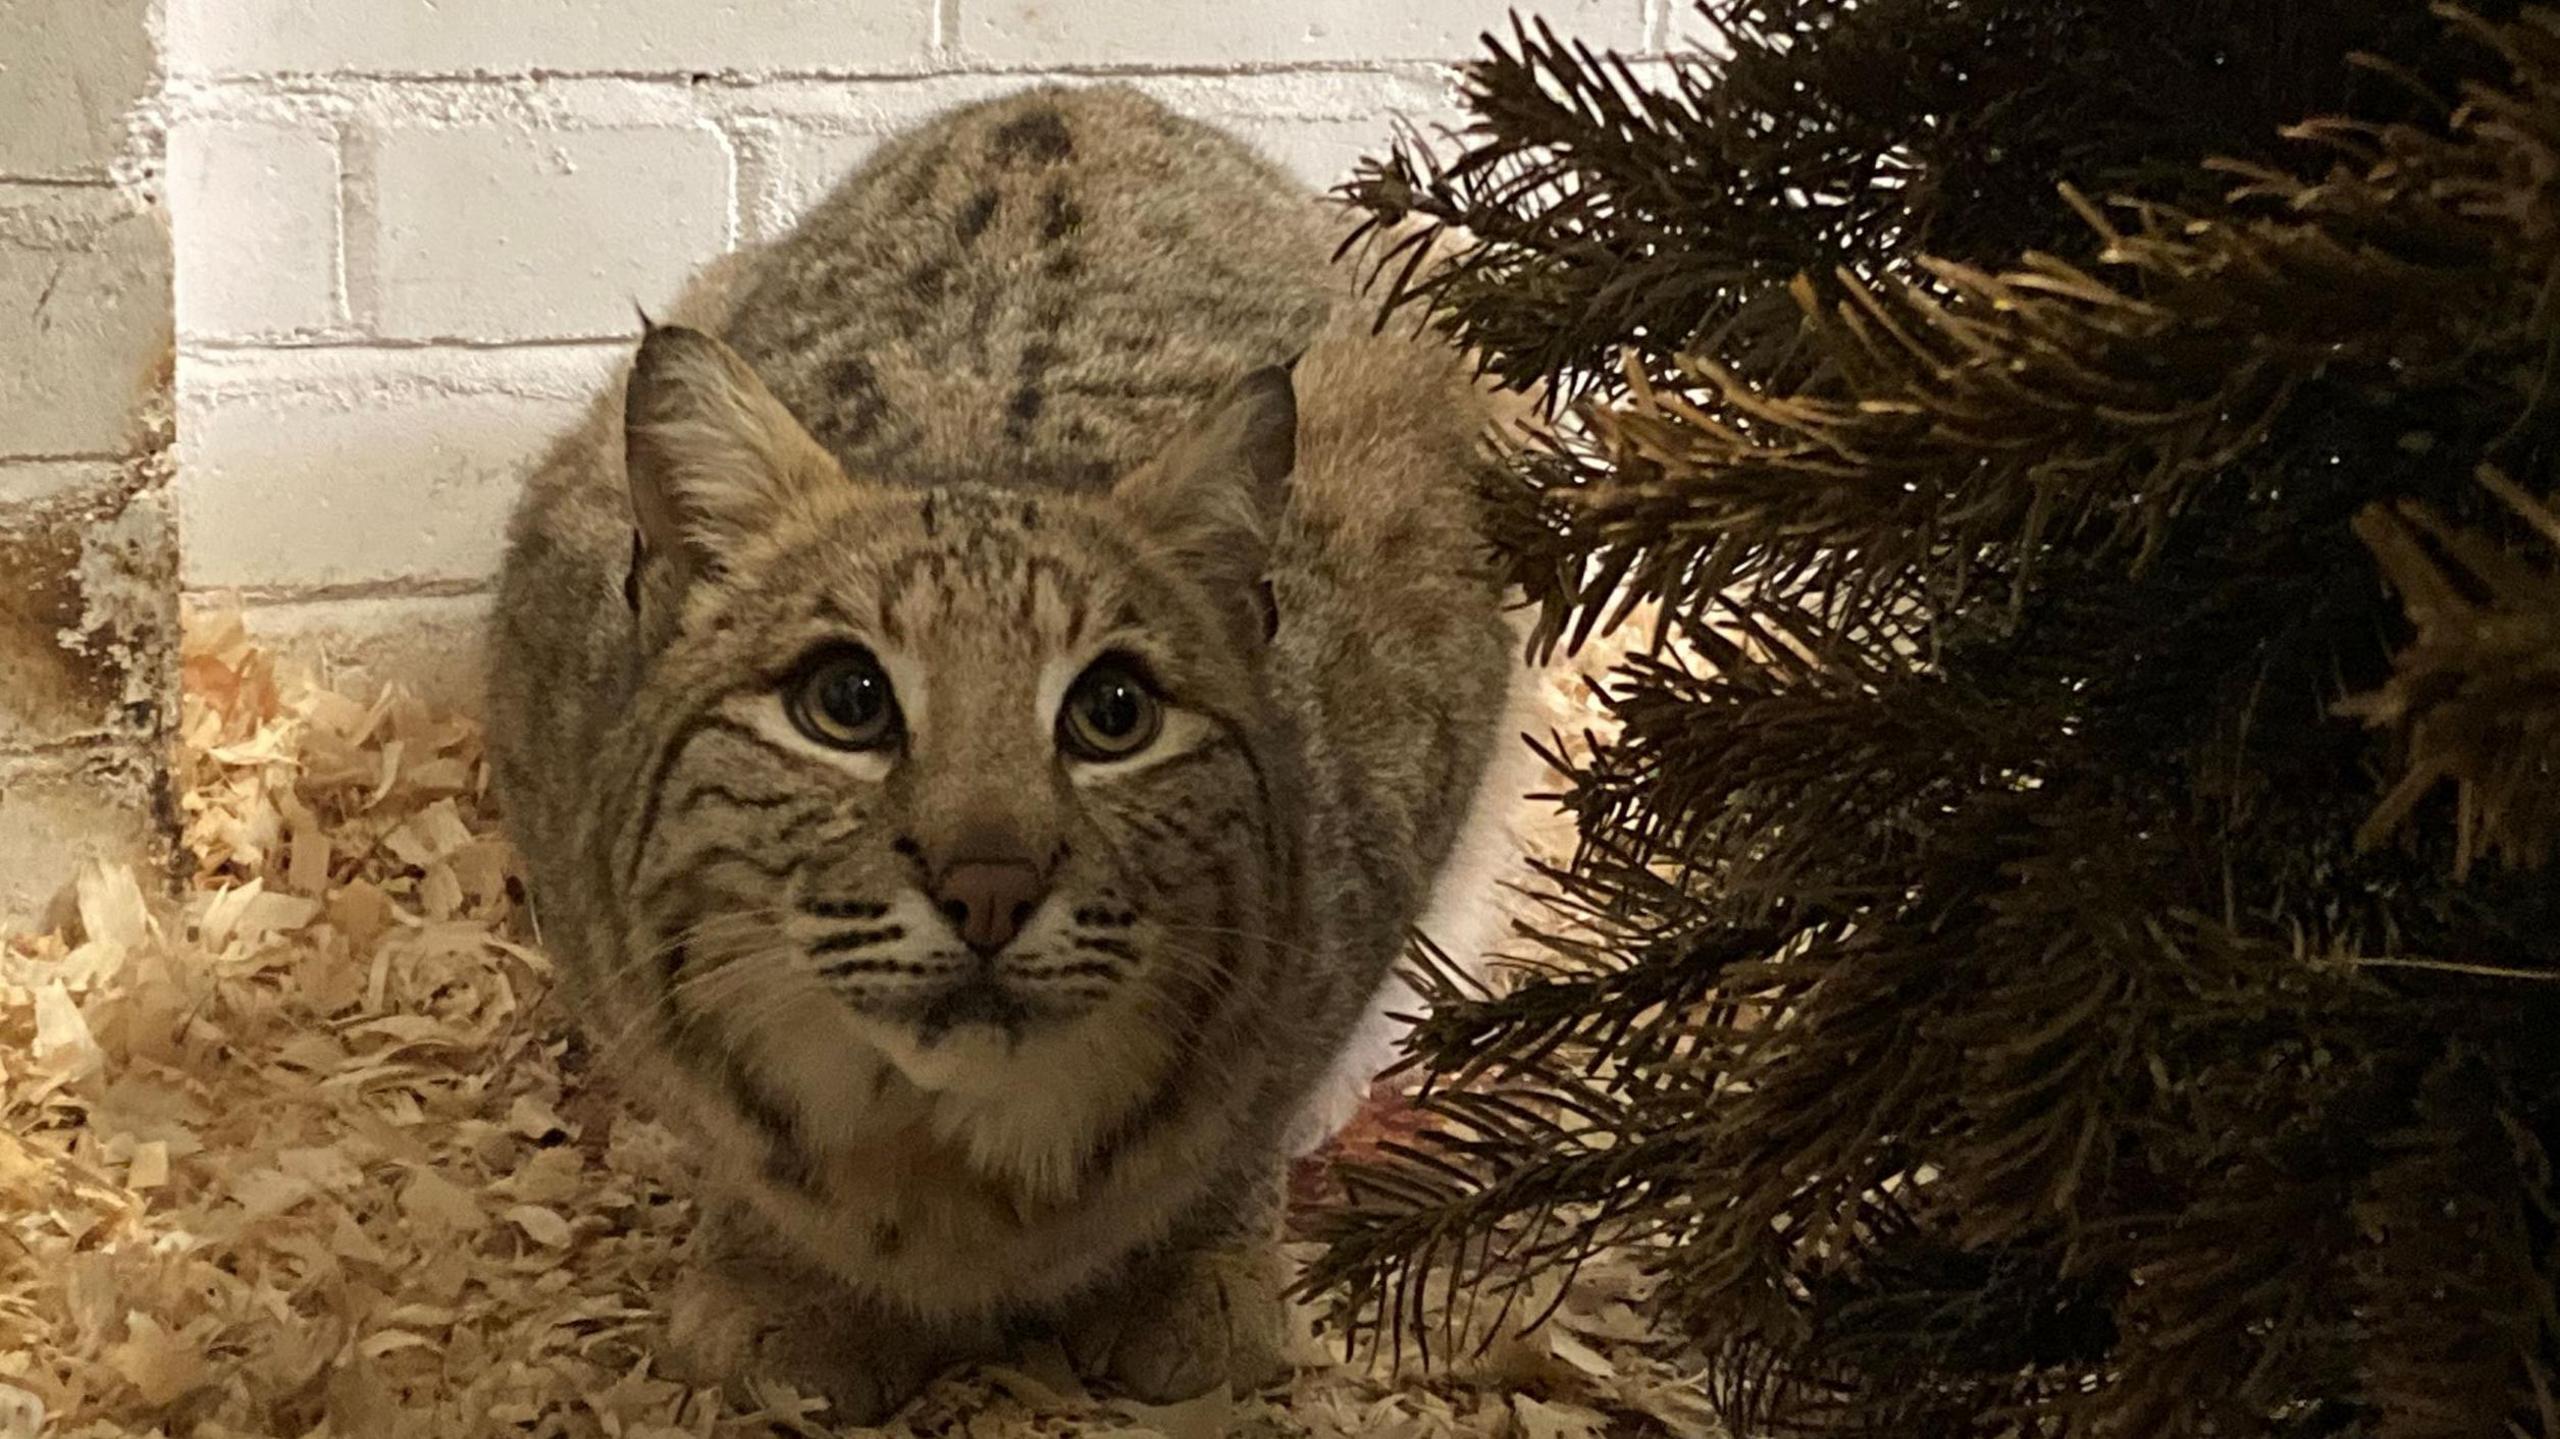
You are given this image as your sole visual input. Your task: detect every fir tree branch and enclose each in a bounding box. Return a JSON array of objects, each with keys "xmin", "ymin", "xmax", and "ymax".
[{"xmin": 1316, "ymin": 6, "xmax": 2560, "ymax": 1433}]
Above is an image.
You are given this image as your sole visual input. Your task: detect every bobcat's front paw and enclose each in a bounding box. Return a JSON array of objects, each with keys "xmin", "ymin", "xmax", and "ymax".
[
  {"xmin": 662, "ymin": 1252, "xmax": 941, "ymax": 1425},
  {"xmin": 1065, "ymin": 1241, "xmax": 1289, "ymax": 1404}
]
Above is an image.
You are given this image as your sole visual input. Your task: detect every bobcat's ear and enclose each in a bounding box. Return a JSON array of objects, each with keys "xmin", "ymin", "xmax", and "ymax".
[
  {"xmin": 624, "ymin": 323, "xmax": 841, "ymax": 586},
  {"xmin": 1113, "ymin": 364, "xmax": 1295, "ymax": 615}
]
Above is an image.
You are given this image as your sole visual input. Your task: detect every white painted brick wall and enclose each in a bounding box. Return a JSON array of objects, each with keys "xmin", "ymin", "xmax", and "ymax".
[
  {"xmin": 170, "ymin": 121, "xmax": 343, "ymax": 337},
  {"xmin": 172, "ymin": 0, "xmax": 940, "ymax": 79},
  {"xmin": 167, "ymin": 0, "xmax": 1663, "ymax": 653},
  {"xmin": 959, "ymin": 0, "xmax": 1645, "ymax": 66},
  {"xmin": 368, "ymin": 124, "xmax": 734, "ymax": 340},
  {"xmin": 177, "ymin": 347, "xmax": 617, "ymax": 592}
]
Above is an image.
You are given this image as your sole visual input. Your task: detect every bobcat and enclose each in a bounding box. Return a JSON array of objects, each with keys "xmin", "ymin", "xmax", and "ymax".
[{"xmin": 485, "ymin": 83, "xmax": 1517, "ymax": 1421}]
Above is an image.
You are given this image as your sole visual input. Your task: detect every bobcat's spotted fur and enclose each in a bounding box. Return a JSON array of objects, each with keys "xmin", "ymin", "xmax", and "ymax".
[{"xmin": 486, "ymin": 84, "xmax": 1516, "ymax": 1420}]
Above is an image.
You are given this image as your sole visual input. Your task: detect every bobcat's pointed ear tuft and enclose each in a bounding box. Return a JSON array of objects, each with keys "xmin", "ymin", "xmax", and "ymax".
[
  {"xmin": 624, "ymin": 324, "xmax": 842, "ymax": 587},
  {"xmin": 1113, "ymin": 364, "xmax": 1296, "ymax": 626}
]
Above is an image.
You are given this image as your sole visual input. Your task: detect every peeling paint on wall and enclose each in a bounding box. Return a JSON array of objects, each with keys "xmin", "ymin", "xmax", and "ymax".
[
  {"xmin": 0, "ymin": 450, "xmax": 178, "ymax": 747},
  {"xmin": 0, "ymin": 0, "xmax": 179, "ymax": 928}
]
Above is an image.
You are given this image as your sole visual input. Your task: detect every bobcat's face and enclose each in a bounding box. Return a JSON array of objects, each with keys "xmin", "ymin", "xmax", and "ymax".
[{"xmin": 601, "ymin": 325, "xmax": 1299, "ymax": 1101}]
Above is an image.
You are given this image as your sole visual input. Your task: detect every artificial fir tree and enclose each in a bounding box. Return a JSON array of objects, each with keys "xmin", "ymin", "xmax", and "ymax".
[{"xmin": 1310, "ymin": 4, "xmax": 2560, "ymax": 1434}]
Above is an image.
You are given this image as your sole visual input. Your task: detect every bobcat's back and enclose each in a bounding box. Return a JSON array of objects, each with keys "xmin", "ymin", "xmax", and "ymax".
[{"xmin": 729, "ymin": 85, "xmax": 1335, "ymax": 493}]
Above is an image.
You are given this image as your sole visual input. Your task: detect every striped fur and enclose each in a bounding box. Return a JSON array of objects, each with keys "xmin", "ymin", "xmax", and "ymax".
[{"xmin": 485, "ymin": 84, "xmax": 1513, "ymax": 1419}]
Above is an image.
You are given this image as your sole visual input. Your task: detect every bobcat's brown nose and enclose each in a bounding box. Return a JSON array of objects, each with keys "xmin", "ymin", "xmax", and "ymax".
[{"xmin": 932, "ymin": 859, "xmax": 1048, "ymax": 957}]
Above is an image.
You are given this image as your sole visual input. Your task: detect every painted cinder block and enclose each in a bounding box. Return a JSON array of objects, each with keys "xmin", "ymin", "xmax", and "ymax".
[
  {"xmin": 960, "ymin": 0, "xmax": 1646, "ymax": 66},
  {"xmin": 0, "ymin": 203, "xmax": 173, "ymax": 456},
  {"xmin": 170, "ymin": 0, "xmax": 937, "ymax": 78},
  {"xmin": 171, "ymin": 121, "xmax": 346, "ymax": 339},
  {"xmin": 0, "ymin": 0, "xmax": 155, "ymax": 178},
  {"xmin": 366, "ymin": 123, "xmax": 733, "ymax": 341},
  {"xmin": 176, "ymin": 346, "xmax": 618, "ymax": 592}
]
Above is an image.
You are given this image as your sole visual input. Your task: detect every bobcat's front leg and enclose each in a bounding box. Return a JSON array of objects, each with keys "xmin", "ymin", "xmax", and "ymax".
[
  {"xmin": 1060, "ymin": 1177, "xmax": 1291, "ymax": 1403},
  {"xmin": 661, "ymin": 1200, "xmax": 955, "ymax": 1425}
]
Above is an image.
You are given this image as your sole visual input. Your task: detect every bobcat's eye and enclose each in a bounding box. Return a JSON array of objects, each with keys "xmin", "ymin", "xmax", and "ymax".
[
  {"xmin": 787, "ymin": 647, "xmax": 900, "ymax": 750},
  {"xmin": 1058, "ymin": 659, "xmax": 1162, "ymax": 761}
]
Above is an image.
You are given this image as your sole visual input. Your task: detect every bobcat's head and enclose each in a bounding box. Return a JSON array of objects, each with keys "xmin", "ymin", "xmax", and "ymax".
[{"xmin": 598, "ymin": 324, "xmax": 1300, "ymax": 1107}]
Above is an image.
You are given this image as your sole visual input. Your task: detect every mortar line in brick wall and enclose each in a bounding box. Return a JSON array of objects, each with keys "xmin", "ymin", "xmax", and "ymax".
[
  {"xmin": 337, "ymin": 118, "xmax": 383, "ymax": 337},
  {"xmin": 176, "ymin": 57, "xmax": 1508, "ymax": 92},
  {"xmin": 0, "ymin": 466, "xmax": 165, "ymax": 516},
  {"xmin": 175, "ymin": 65, "xmax": 1486, "ymax": 143},
  {"xmin": 723, "ymin": 121, "xmax": 778, "ymax": 247},
  {"xmin": 325, "ymin": 119, "xmax": 355, "ymax": 328},
  {"xmin": 181, "ymin": 334, "xmax": 631, "ymax": 356},
  {"xmin": 196, "ymin": 577, "xmax": 497, "ymax": 609},
  {"xmin": 0, "ymin": 174, "xmax": 122, "ymax": 191},
  {"xmin": 931, "ymin": 0, "xmax": 961, "ymax": 63},
  {"xmin": 717, "ymin": 123, "xmax": 744, "ymax": 253},
  {"xmin": 0, "ymin": 733, "xmax": 153, "ymax": 767},
  {"xmin": 0, "ymin": 451, "xmax": 132, "ymax": 468}
]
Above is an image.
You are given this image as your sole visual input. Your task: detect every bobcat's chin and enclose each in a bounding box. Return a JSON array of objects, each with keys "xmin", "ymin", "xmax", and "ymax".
[
  {"xmin": 841, "ymin": 967, "xmax": 1103, "ymax": 1044},
  {"xmin": 873, "ymin": 1025, "xmax": 1024, "ymax": 1095},
  {"xmin": 850, "ymin": 989, "xmax": 1121, "ymax": 1097}
]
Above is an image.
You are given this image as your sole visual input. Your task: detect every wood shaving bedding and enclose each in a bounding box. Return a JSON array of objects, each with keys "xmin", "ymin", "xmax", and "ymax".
[{"xmin": 0, "ymin": 611, "xmax": 1711, "ymax": 1439}]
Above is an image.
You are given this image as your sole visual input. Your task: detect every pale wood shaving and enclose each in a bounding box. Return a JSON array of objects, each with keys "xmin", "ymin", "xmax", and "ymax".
[{"xmin": 0, "ymin": 609, "xmax": 1715, "ymax": 1438}]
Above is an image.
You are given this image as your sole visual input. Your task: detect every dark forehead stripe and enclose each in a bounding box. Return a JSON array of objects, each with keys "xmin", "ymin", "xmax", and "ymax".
[
  {"xmin": 811, "ymin": 589, "xmax": 869, "ymax": 638},
  {"xmin": 1011, "ymin": 551, "xmax": 1096, "ymax": 631},
  {"xmin": 870, "ymin": 549, "xmax": 940, "ymax": 646},
  {"xmin": 918, "ymin": 484, "xmax": 1058, "ymax": 540},
  {"xmin": 990, "ymin": 107, "xmax": 1073, "ymax": 165},
  {"xmin": 775, "ymin": 501, "xmax": 1111, "ymax": 649}
]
